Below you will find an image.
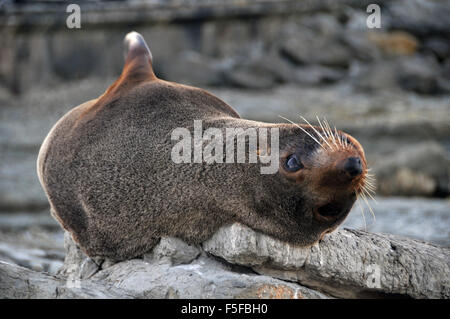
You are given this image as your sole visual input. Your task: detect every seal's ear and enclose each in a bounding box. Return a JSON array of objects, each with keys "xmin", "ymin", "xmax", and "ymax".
[{"xmin": 120, "ymin": 31, "xmax": 156, "ymax": 82}]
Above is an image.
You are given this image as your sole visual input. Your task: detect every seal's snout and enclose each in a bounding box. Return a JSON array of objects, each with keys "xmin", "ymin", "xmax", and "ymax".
[{"xmin": 343, "ymin": 157, "xmax": 363, "ymax": 178}]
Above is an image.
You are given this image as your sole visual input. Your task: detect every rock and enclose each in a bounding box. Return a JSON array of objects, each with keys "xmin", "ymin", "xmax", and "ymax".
[
  {"xmin": 143, "ymin": 237, "xmax": 201, "ymax": 266},
  {"xmin": 343, "ymin": 31, "xmax": 382, "ymax": 61},
  {"xmin": 352, "ymin": 55, "xmax": 442, "ymax": 94},
  {"xmin": 373, "ymin": 142, "xmax": 450, "ymax": 197},
  {"xmin": 0, "ymin": 217, "xmax": 64, "ymax": 274},
  {"xmin": 291, "ymin": 65, "xmax": 345, "ymax": 85},
  {"xmin": 0, "ymin": 261, "xmax": 132, "ymax": 299},
  {"xmin": 397, "ymin": 55, "xmax": 441, "ymax": 94},
  {"xmin": 423, "ymin": 37, "xmax": 450, "ymax": 60},
  {"xmin": 280, "ymin": 27, "xmax": 351, "ymax": 68},
  {"xmin": 159, "ymin": 51, "xmax": 226, "ymax": 87},
  {"xmin": 1, "ymin": 223, "xmax": 449, "ymax": 299},
  {"xmin": 436, "ymin": 59, "xmax": 450, "ymax": 93},
  {"xmin": 300, "ymin": 13, "xmax": 344, "ymax": 37},
  {"xmin": 225, "ymin": 64, "xmax": 277, "ymax": 89},
  {"xmin": 387, "ymin": 0, "xmax": 450, "ymax": 38},
  {"xmin": 203, "ymin": 223, "xmax": 450, "ymax": 299},
  {"xmin": 0, "ymin": 231, "xmax": 328, "ymax": 299},
  {"xmin": 250, "ymin": 52, "xmax": 297, "ymax": 84},
  {"xmin": 367, "ymin": 31, "xmax": 419, "ymax": 56},
  {"xmin": 0, "ymin": 242, "xmax": 63, "ymax": 275},
  {"xmin": 92, "ymin": 256, "xmax": 327, "ymax": 299}
]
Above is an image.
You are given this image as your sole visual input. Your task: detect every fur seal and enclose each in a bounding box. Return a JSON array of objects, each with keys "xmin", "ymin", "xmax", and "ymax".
[{"xmin": 37, "ymin": 32, "xmax": 373, "ymax": 260}]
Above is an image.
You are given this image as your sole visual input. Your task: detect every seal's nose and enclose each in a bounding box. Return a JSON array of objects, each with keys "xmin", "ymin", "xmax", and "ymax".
[{"xmin": 343, "ymin": 157, "xmax": 362, "ymax": 178}]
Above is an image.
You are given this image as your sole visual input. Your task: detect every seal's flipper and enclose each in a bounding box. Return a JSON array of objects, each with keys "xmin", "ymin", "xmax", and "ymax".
[
  {"xmin": 94, "ymin": 32, "xmax": 156, "ymax": 105},
  {"xmin": 124, "ymin": 31, "xmax": 153, "ymax": 65},
  {"xmin": 120, "ymin": 31, "xmax": 156, "ymax": 83}
]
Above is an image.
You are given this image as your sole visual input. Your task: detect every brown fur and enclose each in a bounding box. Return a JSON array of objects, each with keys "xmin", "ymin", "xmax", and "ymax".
[{"xmin": 37, "ymin": 32, "xmax": 368, "ymax": 260}]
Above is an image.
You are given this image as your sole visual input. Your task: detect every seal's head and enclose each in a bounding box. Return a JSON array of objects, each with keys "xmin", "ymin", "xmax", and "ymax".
[{"xmin": 260, "ymin": 117, "xmax": 374, "ymax": 246}]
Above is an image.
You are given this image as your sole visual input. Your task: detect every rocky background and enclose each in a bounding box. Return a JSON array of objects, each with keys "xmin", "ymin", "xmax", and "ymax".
[{"xmin": 0, "ymin": 0, "xmax": 449, "ymax": 298}]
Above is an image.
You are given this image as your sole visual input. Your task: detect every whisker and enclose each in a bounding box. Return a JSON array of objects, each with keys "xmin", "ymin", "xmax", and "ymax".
[
  {"xmin": 328, "ymin": 120, "xmax": 342, "ymax": 150},
  {"xmin": 357, "ymin": 198, "xmax": 367, "ymax": 231},
  {"xmin": 278, "ymin": 115, "xmax": 325, "ymax": 149},
  {"xmin": 362, "ymin": 186, "xmax": 377, "ymax": 202},
  {"xmin": 321, "ymin": 117, "xmax": 339, "ymax": 148},
  {"xmin": 360, "ymin": 192, "xmax": 376, "ymax": 223},
  {"xmin": 334, "ymin": 127, "xmax": 342, "ymax": 146},
  {"xmin": 323, "ymin": 118, "xmax": 336, "ymax": 144},
  {"xmin": 300, "ymin": 116, "xmax": 333, "ymax": 150},
  {"xmin": 364, "ymin": 182, "xmax": 376, "ymax": 191},
  {"xmin": 316, "ymin": 116, "xmax": 336, "ymax": 150}
]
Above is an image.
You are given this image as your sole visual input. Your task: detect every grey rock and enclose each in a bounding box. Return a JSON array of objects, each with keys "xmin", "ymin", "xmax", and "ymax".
[
  {"xmin": 0, "ymin": 242, "xmax": 63, "ymax": 275},
  {"xmin": 352, "ymin": 55, "xmax": 442, "ymax": 94},
  {"xmin": 79, "ymin": 258, "xmax": 100, "ymax": 280},
  {"xmin": 0, "ymin": 261, "xmax": 132, "ymax": 299},
  {"xmin": 160, "ymin": 51, "xmax": 225, "ymax": 87},
  {"xmin": 343, "ymin": 31, "xmax": 382, "ymax": 61},
  {"xmin": 424, "ymin": 37, "xmax": 450, "ymax": 60},
  {"xmin": 373, "ymin": 142, "xmax": 450, "ymax": 197},
  {"xmin": 280, "ymin": 27, "xmax": 351, "ymax": 68},
  {"xmin": 397, "ymin": 55, "xmax": 441, "ymax": 94},
  {"xmin": 92, "ymin": 255, "xmax": 327, "ymax": 299},
  {"xmin": 292, "ymin": 65, "xmax": 345, "ymax": 85},
  {"xmin": 57, "ymin": 232, "xmax": 86, "ymax": 277},
  {"xmin": 143, "ymin": 237, "xmax": 201, "ymax": 266},
  {"xmin": 203, "ymin": 223, "xmax": 450, "ymax": 299},
  {"xmin": 301, "ymin": 13, "xmax": 344, "ymax": 37},
  {"xmin": 225, "ymin": 64, "xmax": 277, "ymax": 89},
  {"xmin": 1, "ymin": 222, "xmax": 449, "ymax": 299},
  {"xmin": 387, "ymin": 0, "xmax": 450, "ymax": 38}
]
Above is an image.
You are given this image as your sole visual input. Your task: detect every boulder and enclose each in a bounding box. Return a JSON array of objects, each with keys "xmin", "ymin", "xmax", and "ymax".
[
  {"xmin": 373, "ymin": 142, "xmax": 450, "ymax": 197},
  {"xmin": 280, "ymin": 26, "xmax": 351, "ymax": 68},
  {"xmin": 203, "ymin": 223, "xmax": 450, "ymax": 299},
  {"xmin": 1, "ymin": 224, "xmax": 448, "ymax": 299}
]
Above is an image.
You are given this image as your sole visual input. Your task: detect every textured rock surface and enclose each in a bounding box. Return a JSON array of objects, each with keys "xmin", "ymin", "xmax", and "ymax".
[
  {"xmin": 374, "ymin": 142, "xmax": 450, "ymax": 196},
  {"xmin": 203, "ymin": 224, "xmax": 450, "ymax": 299},
  {"xmin": 1, "ymin": 230, "xmax": 329, "ymax": 299},
  {"xmin": 1, "ymin": 223, "xmax": 448, "ymax": 299},
  {"xmin": 0, "ymin": 261, "xmax": 133, "ymax": 299}
]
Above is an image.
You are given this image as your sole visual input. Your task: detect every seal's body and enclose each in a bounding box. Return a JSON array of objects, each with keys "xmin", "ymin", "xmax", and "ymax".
[{"xmin": 38, "ymin": 32, "xmax": 372, "ymax": 260}]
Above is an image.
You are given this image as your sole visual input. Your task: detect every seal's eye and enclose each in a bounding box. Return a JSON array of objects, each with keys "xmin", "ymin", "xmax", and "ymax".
[{"xmin": 285, "ymin": 154, "xmax": 304, "ymax": 172}]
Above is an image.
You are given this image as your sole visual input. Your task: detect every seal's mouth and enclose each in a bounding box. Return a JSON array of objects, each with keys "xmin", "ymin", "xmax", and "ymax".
[
  {"xmin": 317, "ymin": 202, "xmax": 344, "ymax": 217},
  {"xmin": 314, "ymin": 193, "xmax": 356, "ymax": 223}
]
